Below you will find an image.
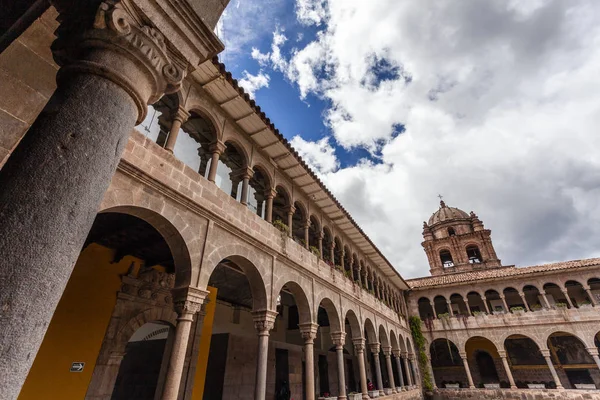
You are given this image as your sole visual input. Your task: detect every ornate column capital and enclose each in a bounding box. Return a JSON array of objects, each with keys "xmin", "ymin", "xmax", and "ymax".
[
  {"xmin": 587, "ymin": 348, "xmax": 599, "ymax": 357},
  {"xmin": 540, "ymin": 349, "xmax": 551, "ymax": 358},
  {"xmin": 400, "ymin": 351, "xmax": 408, "ymax": 359},
  {"xmin": 369, "ymin": 342, "xmax": 381, "ymax": 355},
  {"xmin": 265, "ymin": 187, "xmax": 277, "ymax": 199},
  {"xmin": 499, "ymin": 294, "xmax": 505, "ymax": 299},
  {"xmin": 252, "ymin": 309, "xmax": 278, "ymax": 336},
  {"xmin": 172, "ymin": 286, "xmax": 207, "ymax": 317},
  {"xmin": 392, "ymin": 349, "xmax": 401, "ymax": 358},
  {"xmin": 331, "ymin": 331, "xmax": 346, "ymax": 348},
  {"xmin": 459, "ymin": 351, "xmax": 467, "ymax": 360},
  {"xmin": 353, "ymin": 337, "xmax": 366, "ymax": 352},
  {"xmin": 172, "ymin": 106, "xmax": 190, "ymax": 123},
  {"xmin": 497, "ymin": 350, "xmax": 507, "ymax": 358},
  {"xmin": 286, "ymin": 205, "xmax": 296, "ymax": 215},
  {"xmin": 209, "ymin": 140, "xmax": 226, "ymax": 155},
  {"xmin": 299, "ymin": 322, "xmax": 319, "ymax": 344},
  {"xmin": 382, "ymin": 346, "xmax": 392, "ymax": 357}
]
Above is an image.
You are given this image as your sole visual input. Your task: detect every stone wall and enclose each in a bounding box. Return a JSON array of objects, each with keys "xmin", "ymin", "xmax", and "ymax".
[
  {"xmin": 384, "ymin": 388, "xmax": 423, "ymax": 399},
  {"xmin": 436, "ymin": 388, "xmax": 599, "ymax": 399}
]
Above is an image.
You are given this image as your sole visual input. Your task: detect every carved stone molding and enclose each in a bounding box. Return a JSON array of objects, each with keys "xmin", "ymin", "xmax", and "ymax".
[
  {"xmin": 331, "ymin": 331, "xmax": 346, "ymax": 347},
  {"xmin": 299, "ymin": 322, "xmax": 319, "ymax": 343},
  {"xmin": 120, "ymin": 267, "xmax": 174, "ymax": 306},
  {"xmin": 252, "ymin": 309, "xmax": 278, "ymax": 335},
  {"xmin": 369, "ymin": 342, "xmax": 381, "ymax": 354},
  {"xmin": 353, "ymin": 338, "xmax": 366, "ymax": 353}
]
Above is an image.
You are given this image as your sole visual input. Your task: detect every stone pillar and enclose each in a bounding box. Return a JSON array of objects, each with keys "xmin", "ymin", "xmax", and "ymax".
[
  {"xmin": 317, "ymin": 232, "xmax": 324, "ymax": 259},
  {"xmin": 587, "ymin": 348, "xmax": 600, "ymax": 371},
  {"xmin": 353, "ymin": 338, "xmax": 369, "ymax": 400},
  {"xmin": 0, "ymin": 2, "xmax": 190, "ymax": 396},
  {"xmin": 164, "ymin": 107, "xmax": 190, "ymax": 152},
  {"xmin": 409, "ymin": 355, "xmax": 419, "ymax": 387},
  {"xmin": 425, "ymin": 354, "xmax": 437, "ymax": 390},
  {"xmin": 541, "ymin": 349, "xmax": 563, "ymax": 389},
  {"xmin": 393, "ymin": 350, "xmax": 405, "ymax": 389},
  {"xmin": 447, "ymin": 300, "xmax": 454, "ymax": 316},
  {"xmin": 402, "ymin": 352, "xmax": 413, "ymax": 386},
  {"xmin": 519, "ymin": 292, "xmax": 530, "ymax": 311},
  {"xmin": 383, "ymin": 347, "xmax": 396, "ymax": 393},
  {"xmin": 500, "ymin": 294, "xmax": 509, "ymax": 313},
  {"xmin": 482, "ymin": 296, "xmax": 491, "ymax": 314},
  {"xmin": 207, "ymin": 141, "xmax": 225, "ymax": 183},
  {"xmin": 265, "ymin": 188, "xmax": 276, "ymax": 223},
  {"xmin": 300, "ymin": 323, "xmax": 319, "ymax": 400},
  {"xmin": 370, "ymin": 343, "xmax": 384, "ymax": 395},
  {"xmin": 340, "ymin": 250, "xmax": 345, "ymax": 270},
  {"xmin": 253, "ymin": 310, "xmax": 278, "ymax": 400},
  {"xmin": 303, "ymin": 221, "xmax": 310, "ymax": 249},
  {"xmin": 498, "ymin": 350, "xmax": 517, "ymax": 389},
  {"xmin": 561, "ymin": 290, "xmax": 574, "ymax": 308},
  {"xmin": 541, "ymin": 291, "xmax": 552, "ymax": 309},
  {"xmin": 358, "ymin": 266, "xmax": 363, "ymax": 288},
  {"xmin": 463, "ymin": 297, "xmax": 472, "ymax": 316},
  {"xmin": 349, "ymin": 259, "xmax": 355, "ymax": 282},
  {"xmin": 332, "ymin": 332, "xmax": 347, "ymax": 400},
  {"xmin": 162, "ymin": 289, "xmax": 205, "ymax": 400},
  {"xmin": 287, "ymin": 206, "xmax": 295, "ymax": 238},
  {"xmin": 429, "ymin": 299, "xmax": 437, "ymax": 319},
  {"xmin": 240, "ymin": 167, "xmax": 253, "ymax": 206},
  {"xmin": 584, "ymin": 287, "xmax": 597, "ymax": 306},
  {"xmin": 330, "ymin": 243, "xmax": 336, "ymax": 265},
  {"xmin": 460, "ymin": 352, "xmax": 475, "ymax": 389}
]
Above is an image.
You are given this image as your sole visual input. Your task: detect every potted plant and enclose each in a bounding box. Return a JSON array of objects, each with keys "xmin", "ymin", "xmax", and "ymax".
[
  {"xmin": 531, "ymin": 304, "xmax": 542, "ymax": 311},
  {"xmin": 272, "ymin": 219, "xmax": 289, "ymax": 234},
  {"xmin": 510, "ymin": 306, "xmax": 525, "ymax": 315},
  {"xmin": 555, "ymin": 302, "xmax": 568, "ymax": 309},
  {"xmin": 310, "ymin": 245, "xmax": 320, "ymax": 257}
]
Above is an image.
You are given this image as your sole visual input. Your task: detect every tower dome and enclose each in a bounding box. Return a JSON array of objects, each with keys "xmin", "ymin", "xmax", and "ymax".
[{"xmin": 428, "ymin": 200, "xmax": 470, "ymax": 226}]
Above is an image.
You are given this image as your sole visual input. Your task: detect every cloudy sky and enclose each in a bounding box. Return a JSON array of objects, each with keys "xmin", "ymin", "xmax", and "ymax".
[{"xmin": 217, "ymin": 0, "xmax": 600, "ymax": 278}]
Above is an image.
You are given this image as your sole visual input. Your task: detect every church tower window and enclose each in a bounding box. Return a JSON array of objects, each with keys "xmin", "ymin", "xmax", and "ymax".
[
  {"xmin": 448, "ymin": 227, "xmax": 456, "ymax": 236},
  {"xmin": 466, "ymin": 245, "xmax": 482, "ymax": 264},
  {"xmin": 440, "ymin": 250, "xmax": 454, "ymax": 267}
]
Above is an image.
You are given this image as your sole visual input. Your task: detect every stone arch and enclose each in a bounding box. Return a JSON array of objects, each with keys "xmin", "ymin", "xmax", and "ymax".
[
  {"xmin": 364, "ymin": 318, "xmax": 378, "ymax": 344},
  {"xmin": 390, "ymin": 329, "xmax": 399, "ymax": 351},
  {"xmin": 98, "ymin": 202, "xmax": 199, "ymax": 288},
  {"xmin": 499, "ymin": 332, "xmax": 542, "ymax": 350},
  {"xmin": 406, "ymin": 337, "xmax": 414, "ymax": 355},
  {"xmin": 543, "ymin": 328, "xmax": 590, "ymax": 348},
  {"xmin": 114, "ymin": 308, "xmax": 177, "ymax": 354},
  {"xmin": 223, "ymin": 138, "xmax": 250, "ymax": 168},
  {"xmin": 397, "ymin": 333, "xmax": 407, "ymax": 352},
  {"xmin": 186, "ymin": 104, "xmax": 222, "ymax": 141},
  {"xmin": 198, "ymin": 240, "xmax": 270, "ymax": 311},
  {"xmin": 274, "ymin": 279, "xmax": 313, "ymax": 325},
  {"xmin": 379, "ymin": 325, "xmax": 390, "ymax": 347},
  {"xmin": 250, "ymin": 162, "xmax": 273, "ymax": 189},
  {"xmin": 345, "ymin": 309, "xmax": 362, "ymax": 340},
  {"xmin": 318, "ymin": 296, "xmax": 342, "ymax": 333}
]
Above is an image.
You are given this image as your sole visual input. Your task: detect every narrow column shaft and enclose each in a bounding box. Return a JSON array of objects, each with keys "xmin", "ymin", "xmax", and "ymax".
[
  {"xmin": 499, "ymin": 354, "xmax": 516, "ymax": 389},
  {"xmin": 317, "ymin": 235, "xmax": 323, "ymax": 259},
  {"xmin": 336, "ymin": 345, "xmax": 347, "ymax": 399},
  {"xmin": 402, "ymin": 356, "xmax": 413, "ymax": 386},
  {"xmin": 500, "ymin": 295, "xmax": 509, "ymax": 312},
  {"xmin": 461, "ymin": 355, "xmax": 475, "ymax": 389},
  {"xmin": 463, "ymin": 297, "xmax": 472, "ymax": 316},
  {"xmin": 482, "ymin": 296, "xmax": 491, "ymax": 314},
  {"xmin": 585, "ymin": 289, "xmax": 597, "ymax": 306},
  {"xmin": 207, "ymin": 149, "xmax": 221, "ymax": 183},
  {"xmin": 542, "ymin": 352, "xmax": 563, "ymax": 389},
  {"xmin": 561, "ymin": 290, "xmax": 574, "ymax": 308},
  {"xmin": 301, "ymin": 330, "xmax": 317, "ymax": 400},
  {"xmin": 409, "ymin": 357, "xmax": 419, "ymax": 387},
  {"xmin": 374, "ymin": 354, "xmax": 384, "ymax": 395},
  {"xmin": 287, "ymin": 210, "xmax": 294, "ymax": 238},
  {"xmin": 384, "ymin": 351, "xmax": 396, "ymax": 393},
  {"xmin": 394, "ymin": 355, "xmax": 405, "ymax": 388},
  {"xmin": 519, "ymin": 292, "xmax": 530, "ymax": 311},
  {"xmin": 240, "ymin": 176, "xmax": 250, "ymax": 205},
  {"xmin": 162, "ymin": 311, "xmax": 196, "ymax": 400},
  {"xmin": 265, "ymin": 192, "xmax": 274, "ymax": 223},
  {"xmin": 164, "ymin": 108, "xmax": 189, "ymax": 152},
  {"xmin": 430, "ymin": 300, "xmax": 437, "ymax": 319},
  {"xmin": 330, "ymin": 245, "xmax": 335, "ymax": 265},
  {"xmin": 426, "ymin": 355, "xmax": 437, "ymax": 390},
  {"xmin": 304, "ymin": 223, "xmax": 310, "ymax": 249},
  {"xmin": 353, "ymin": 340, "xmax": 369, "ymax": 400},
  {"xmin": 447, "ymin": 301, "xmax": 454, "ymax": 316}
]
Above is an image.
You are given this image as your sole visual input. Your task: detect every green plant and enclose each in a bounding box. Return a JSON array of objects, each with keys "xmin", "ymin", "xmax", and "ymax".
[
  {"xmin": 531, "ymin": 304, "xmax": 542, "ymax": 311},
  {"xmin": 555, "ymin": 302, "xmax": 568, "ymax": 308},
  {"xmin": 344, "ymin": 270, "xmax": 352, "ymax": 279},
  {"xmin": 580, "ymin": 300, "xmax": 592, "ymax": 306},
  {"xmin": 510, "ymin": 306, "xmax": 524, "ymax": 312},
  {"xmin": 437, "ymin": 312, "xmax": 450, "ymax": 319},
  {"xmin": 300, "ymin": 238, "xmax": 307, "ymax": 247},
  {"xmin": 473, "ymin": 311, "xmax": 486, "ymax": 316},
  {"xmin": 310, "ymin": 246, "xmax": 320, "ymax": 257},
  {"xmin": 409, "ymin": 316, "xmax": 433, "ymax": 392},
  {"xmin": 335, "ymin": 264, "xmax": 343, "ymax": 271},
  {"xmin": 272, "ymin": 219, "xmax": 289, "ymax": 234}
]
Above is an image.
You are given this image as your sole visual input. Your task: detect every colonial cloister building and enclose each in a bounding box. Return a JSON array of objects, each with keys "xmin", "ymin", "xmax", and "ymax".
[{"xmin": 0, "ymin": 2, "xmax": 599, "ymax": 400}]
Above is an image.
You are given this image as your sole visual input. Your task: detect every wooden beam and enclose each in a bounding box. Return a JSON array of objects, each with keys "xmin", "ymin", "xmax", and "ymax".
[
  {"xmin": 261, "ymin": 140, "xmax": 281, "ymax": 151},
  {"xmin": 201, "ymin": 74, "xmax": 222, "ymax": 89},
  {"xmin": 235, "ymin": 111, "xmax": 255, "ymax": 123},
  {"xmin": 249, "ymin": 128, "xmax": 269, "ymax": 137},
  {"xmin": 219, "ymin": 95, "xmax": 239, "ymax": 107},
  {"xmin": 273, "ymin": 152, "xmax": 291, "ymax": 162}
]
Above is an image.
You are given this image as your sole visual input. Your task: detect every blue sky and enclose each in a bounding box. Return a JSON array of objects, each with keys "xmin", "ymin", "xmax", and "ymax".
[{"xmin": 216, "ymin": 0, "xmax": 600, "ymax": 278}]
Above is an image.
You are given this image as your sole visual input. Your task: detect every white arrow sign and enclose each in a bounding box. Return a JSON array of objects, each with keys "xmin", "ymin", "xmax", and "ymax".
[{"xmin": 70, "ymin": 362, "xmax": 85, "ymax": 372}]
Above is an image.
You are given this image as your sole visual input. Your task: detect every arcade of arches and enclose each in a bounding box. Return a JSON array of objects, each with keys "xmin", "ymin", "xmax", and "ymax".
[{"xmin": 1, "ymin": 3, "xmax": 600, "ymax": 400}]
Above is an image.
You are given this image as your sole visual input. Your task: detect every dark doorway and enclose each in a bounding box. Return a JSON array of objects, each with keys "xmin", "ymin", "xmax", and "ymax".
[
  {"xmin": 475, "ymin": 351, "xmax": 499, "ymax": 383},
  {"xmin": 379, "ymin": 351, "xmax": 389, "ymax": 387},
  {"xmin": 346, "ymin": 358, "xmax": 357, "ymax": 392},
  {"xmin": 111, "ymin": 338, "xmax": 168, "ymax": 399},
  {"xmin": 318, "ymin": 355, "xmax": 330, "ymax": 395},
  {"xmin": 276, "ymin": 349, "xmax": 290, "ymax": 397},
  {"xmin": 203, "ymin": 334, "xmax": 229, "ymax": 400},
  {"xmin": 565, "ymin": 369, "xmax": 594, "ymax": 387}
]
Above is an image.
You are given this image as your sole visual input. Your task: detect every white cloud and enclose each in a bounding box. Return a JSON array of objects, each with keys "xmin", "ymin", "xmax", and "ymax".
[
  {"xmin": 246, "ymin": 0, "xmax": 600, "ymax": 278},
  {"xmin": 237, "ymin": 70, "xmax": 270, "ymax": 98},
  {"xmin": 295, "ymin": 0, "xmax": 328, "ymax": 26},
  {"xmin": 290, "ymin": 136, "xmax": 339, "ymax": 176}
]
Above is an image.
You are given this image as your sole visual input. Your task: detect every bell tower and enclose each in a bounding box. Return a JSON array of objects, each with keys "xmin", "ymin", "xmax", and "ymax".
[{"xmin": 422, "ymin": 200, "xmax": 501, "ymax": 276}]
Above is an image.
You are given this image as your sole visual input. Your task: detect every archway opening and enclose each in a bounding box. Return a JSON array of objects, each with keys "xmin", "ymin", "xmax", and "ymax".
[
  {"xmin": 565, "ymin": 280, "xmax": 591, "ymax": 307},
  {"xmin": 504, "ymin": 334, "xmax": 547, "ymax": 389},
  {"xmin": 465, "ymin": 336, "xmax": 501, "ymax": 387},
  {"xmin": 502, "ymin": 287, "xmax": 524, "ymax": 312},
  {"xmin": 588, "ymin": 278, "xmax": 600, "ymax": 303},
  {"xmin": 466, "ymin": 291, "xmax": 486, "ymax": 314},
  {"xmin": 363, "ymin": 319, "xmax": 379, "ymax": 392},
  {"xmin": 543, "ymin": 283, "xmax": 570, "ymax": 309},
  {"xmin": 377, "ymin": 326, "xmax": 391, "ymax": 389},
  {"xmin": 308, "ymin": 215, "xmax": 321, "ymax": 255},
  {"xmin": 316, "ymin": 298, "xmax": 342, "ymax": 397},
  {"xmin": 334, "ymin": 237, "xmax": 343, "ymax": 269},
  {"xmin": 466, "ymin": 245, "xmax": 482, "ymax": 264},
  {"xmin": 418, "ymin": 297, "xmax": 434, "ymax": 321},
  {"xmin": 430, "ymin": 339, "xmax": 464, "ymax": 388},
  {"xmin": 344, "ymin": 310, "xmax": 362, "ymax": 393},
  {"xmin": 484, "ymin": 289, "xmax": 503, "ymax": 314},
  {"xmin": 248, "ymin": 166, "xmax": 270, "ymax": 219},
  {"xmin": 449, "ymin": 293, "xmax": 468, "ymax": 316},
  {"xmin": 433, "ymin": 295, "xmax": 449, "ymax": 317},
  {"xmin": 439, "ymin": 249, "xmax": 454, "ymax": 268},
  {"xmin": 523, "ymin": 285, "xmax": 543, "ymax": 311},
  {"xmin": 213, "ymin": 141, "xmax": 247, "ymax": 200},
  {"xmin": 548, "ymin": 332, "xmax": 596, "ymax": 389},
  {"xmin": 273, "ymin": 186, "xmax": 291, "ymax": 230},
  {"xmin": 176, "ymin": 109, "xmax": 217, "ymax": 174}
]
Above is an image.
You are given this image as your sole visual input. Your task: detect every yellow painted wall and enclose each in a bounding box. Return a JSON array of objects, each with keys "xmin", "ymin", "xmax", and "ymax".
[
  {"xmin": 19, "ymin": 244, "xmax": 142, "ymax": 400},
  {"xmin": 192, "ymin": 286, "xmax": 218, "ymax": 400}
]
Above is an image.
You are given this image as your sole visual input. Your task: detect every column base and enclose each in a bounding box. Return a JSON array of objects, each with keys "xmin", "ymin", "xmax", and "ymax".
[
  {"xmin": 378, "ymin": 390, "xmax": 384, "ymax": 396},
  {"xmin": 510, "ymin": 386, "xmax": 517, "ymax": 389},
  {"xmin": 337, "ymin": 396, "xmax": 347, "ymax": 400},
  {"xmin": 469, "ymin": 385, "xmax": 475, "ymax": 389},
  {"xmin": 362, "ymin": 395, "xmax": 370, "ymax": 400}
]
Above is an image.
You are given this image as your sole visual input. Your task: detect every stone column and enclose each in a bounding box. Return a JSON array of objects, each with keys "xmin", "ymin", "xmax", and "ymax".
[
  {"xmin": 541, "ymin": 349, "xmax": 563, "ymax": 389},
  {"xmin": 587, "ymin": 348, "xmax": 600, "ymax": 371},
  {"xmin": 409, "ymin": 355, "xmax": 419, "ymax": 387},
  {"xmin": 265, "ymin": 188, "xmax": 276, "ymax": 223},
  {"xmin": 426, "ymin": 354, "xmax": 437, "ymax": 390},
  {"xmin": 349, "ymin": 259, "xmax": 355, "ymax": 282},
  {"xmin": 519, "ymin": 292, "xmax": 530, "ymax": 311},
  {"xmin": 383, "ymin": 347, "xmax": 397, "ymax": 393},
  {"xmin": 463, "ymin": 297, "xmax": 472, "ymax": 316},
  {"xmin": 357, "ymin": 266, "xmax": 363, "ymax": 288},
  {"xmin": 584, "ymin": 287, "xmax": 597, "ymax": 307},
  {"xmin": 303, "ymin": 221, "xmax": 310, "ymax": 249},
  {"xmin": 162, "ymin": 288, "xmax": 205, "ymax": 400},
  {"xmin": 393, "ymin": 350, "xmax": 405, "ymax": 389},
  {"xmin": 500, "ymin": 294, "xmax": 509, "ymax": 312},
  {"xmin": 353, "ymin": 338, "xmax": 369, "ymax": 400},
  {"xmin": 460, "ymin": 352, "xmax": 475, "ymax": 389},
  {"xmin": 540, "ymin": 291, "xmax": 552, "ymax": 309},
  {"xmin": 330, "ymin": 243, "xmax": 336, "ymax": 265},
  {"xmin": 429, "ymin": 299, "xmax": 437, "ymax": 319},
  {"xmin": 447, "ymin": 300, "xmax": 454, "ymax": 316},
  {"xmin": 370, "ymin": 343, "xmax": 384, "ymax": 395},
  {"xmin": 240, "ymin": 167, "xmax": 253, "ymax": 206},
  {"xmin": 317, "ymin": 232, "xmax": 324, "ymax": 259},
  {"xmin": 0, "ymin": 2, "xmax": 190, "ymax": 397},
  {"xmin": 287, "ymin": 206, "xmax": 295, "ymax": 238},
  {"xmin": 402, "ymin": 352, "xmax": 413, "ymax": 386},
  {"xmin": 253, "ymin": 310, "xmax": 278, "ymax": 400},
  {"xmin": 498, "ymin": 350, "xmax": 517, "ymax": 389},
  {"xmin": 300, "ymin": 323, "xmax": 319, "ymax": 400},
  {"xmin": 332, "ymin": 332, "xmax": 347, "ymax": 400},
  {"xmin": 482, "ymin": 296, "xmax": 491, "ymax": 314},
  {"xmin": 164, "ymin": 107, "xmax": 190, "ymax": 152},
  {"xmin": 340, "ymin": 250, "xmax": 345, "ymax": 270},
  {"xmin": 207, "ymin": 141, "xmax": 225, "ymax": 183},
  {"xmin": 561, "ymin": 290, "xmax": 574, "ymax": 308}
]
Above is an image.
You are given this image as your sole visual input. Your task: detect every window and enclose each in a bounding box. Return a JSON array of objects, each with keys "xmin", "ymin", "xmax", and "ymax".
[
  {"xmin": 440, "ymin": 250, "xmax": 454, "ymax": 267},
  {"xmin": 448, "ymin": 227, "xmax": 456, "ymax": 236},
  {"xmin": 466, "ymin": 245, "xmax": 482, "ymax": 263}
]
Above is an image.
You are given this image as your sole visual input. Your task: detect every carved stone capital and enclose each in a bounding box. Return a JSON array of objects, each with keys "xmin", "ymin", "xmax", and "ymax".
[
  {"xmin": 382, "ymin": 346, "xmax": 392, "ymax": 357},
  {"xmin": 209, "ymin": 140, "xmax": 226, "ymax": 155},
  {"xmin": 172, "ymin": 286, "xmax": 208, "ymax": 317},
  {"xmin": 497, "ymin": 350, "xmax": 507, "ymax": 358},
  {"xmin": 392, "ymin": 349, "xmax": 401, "ymax": 358},
  {"xmin": 353, "ymin": 338, "xmax": 366, "ymax": 353},
  {"xmin": 331, "ymin": 331, "xmax": 346, "ymax": 347},
  {"xmin": 401, "ymin": 351, "xmax": 408, "ymax": 359},
  {"xmin": 53, "ymin": 1, "xmax": 187, "ymax": 124},
  {"xmin": 587, "ymin": 348, "xmax": 599, "ymax": 357},
  {"xmin": 369, "ymin": 342, "xmax": 381, "ymax": 355},
  {"xmin": 540, "ymin": 349, "xmax": 551, "ymax": 358},
  {"xmin": 172, "ymin": 106, "xmax": 190, "ymax": 123},
  {"xmin": 459, "ymin": 351, "xmax": 467, "ymax": 359},
  {"xmin": 265, "ymin": 188, "xmax": 277, "ymax": 199},
  {"xmin": 299, "ymin": 322, "xmax": 319, "ymax": 343},
  {"xmin": 252, "ymin": 309, "xmax": 278, "ymax": 335}
]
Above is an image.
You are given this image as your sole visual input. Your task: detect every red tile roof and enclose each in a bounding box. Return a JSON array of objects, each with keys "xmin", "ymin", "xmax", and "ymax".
[{"xmin": 407, "ymin": 258, "xmax": 600, "ymax": 289}]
